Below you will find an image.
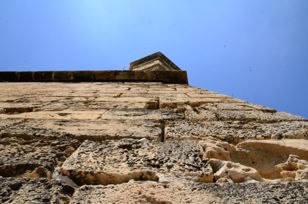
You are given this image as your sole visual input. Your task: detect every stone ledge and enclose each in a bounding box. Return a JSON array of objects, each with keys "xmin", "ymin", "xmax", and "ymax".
[{"xmin": 0, "ymin": 70, "xmax": 188, "ymax": 84}]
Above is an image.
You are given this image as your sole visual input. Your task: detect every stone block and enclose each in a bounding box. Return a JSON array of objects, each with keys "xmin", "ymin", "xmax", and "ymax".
[
  {"xmin": 61, "ymin": 139, "xmax": 213, "ymax": 185},
  {"xmin": 130, "ymin": 52, "xmax": 182, "ymax": 71}
]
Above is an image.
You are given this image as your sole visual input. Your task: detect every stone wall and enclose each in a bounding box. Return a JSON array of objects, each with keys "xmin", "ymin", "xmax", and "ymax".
[{"xmin": 0, "ymin": 82, "xmax": 307, "ymax": 203}]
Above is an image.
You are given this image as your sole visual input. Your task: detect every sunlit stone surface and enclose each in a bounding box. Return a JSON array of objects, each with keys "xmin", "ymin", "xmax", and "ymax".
[{"xmin": 0, "ymin": 53, "xmax": 307, "ymax": 203}]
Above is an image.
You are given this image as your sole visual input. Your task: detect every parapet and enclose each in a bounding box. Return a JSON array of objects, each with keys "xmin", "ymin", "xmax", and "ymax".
[{"xmin": 0, "ymin": 52, "xmax": 188, "ymax": 84}]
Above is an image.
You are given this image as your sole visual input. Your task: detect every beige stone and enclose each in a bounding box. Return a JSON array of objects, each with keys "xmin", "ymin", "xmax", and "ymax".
[
  {"xmin": 231, "ymin": 139, "xmax": 308, "ymax": 179},
  {"xmin": 209, "ymin": 159, "xmax": 263, "ymax": 183},
  {"xmin": 70, "ymin": 181, "xmax": 221, "ymax": 204},
  {"xmin": 0, "ymin": 81, "xmax": 307, "ymax": 203},
  {"xmin": 0, "ymin": 137, "xmax": 80, "ymax": 178},
  {"xmin": 61, "ymin": 139, "xmax": 213, "ymax": 185},
  {"xmin": 166, "ymin": 120, "xmax": 308, "ymax": 143},
  {"xmin": 275, "ymin": 155, "xmax": 308, "ymax": 181},
  {"xmin": 199, "ymin": 139, "xmax": 235, "ymax": 161}
]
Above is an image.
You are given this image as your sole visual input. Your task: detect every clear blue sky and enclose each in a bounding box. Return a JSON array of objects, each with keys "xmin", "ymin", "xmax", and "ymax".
[{"xmin": 0, "ymin": 0, "xmax": 307, "ymax": 117}]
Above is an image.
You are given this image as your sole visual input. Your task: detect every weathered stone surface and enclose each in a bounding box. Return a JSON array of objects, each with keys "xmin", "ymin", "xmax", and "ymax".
[
  {"xmin": 0, "ymin": 118, "xmax": 162, "ymax": 141},
  {"xmin": 70, "ymin": 181, "xmax": 308, "ymax": 204},
  {"xmin": 275, "ymin": 154, "xmax": 308, "ymax": 181},
  {"xmin": 166, "ymin": 120, "xmax": 308, "ymax": 142},
  {"xmin": 1, "ymin": 83, "xmax": 306, "ymax": 143},
  {"xmin": 70, "ymin": 181, "xmax": 221, "ymax": 204},
  {"xmin": 209, "ymin": 159, "xmax": 263, "ymax": 183},
  {"xmin": 203, "ymin": 182, "xmax": 308, "ymax": 203},
  {"xmin": 232, "ymin": 139, "xmax": 308, "ymax": 179},
  {"xmin": 0, "ymin": 81, "xmax": 307, "ymax": 202},
  {"xmin": 61, "ymin": 139, "xmax": 213, "ymax": 185},
  {"xmin": 199, "ymin": 139, "xmax": 235, "ymax": 161},
  {"xmin": 199, "ymin": 138, "xmax": 308, "ymax": 181},
  {"xmin": 0, "ymin": 177, "xmax": 73, "ymax": 204},
  {"xmin": 0, "ymin": 137, "xmax": 79, "ymax": 178}
]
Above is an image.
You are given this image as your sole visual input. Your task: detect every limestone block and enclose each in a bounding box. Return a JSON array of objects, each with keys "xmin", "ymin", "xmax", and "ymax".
[
  {"xmin": 214, "ymin": 109, "xmax": 306, "ymax": 122},
  {"xmin": 0, "ymin": 109, "xmax": 163, "ymax": 121},
  {"xmin": 0, "ymin": 119, "xmax": 162, "ymax": 140},
  {"xmin": 69, "ymin": 180, "xmax": 308, "ymax": 204},
  {"xmin": 70, "ymin": 181, "xmax": 221, "ymax": 204},
  {"xmin": 165, "ymin": 120, "xmax": 308, "ymax": 142},
  {"xmin": 183, "ymin": 105, "xmax": 217, "ymax": 121},
  {"xmin": 61, "ymin": 139, "xmax": 213, "ymax": 185}
]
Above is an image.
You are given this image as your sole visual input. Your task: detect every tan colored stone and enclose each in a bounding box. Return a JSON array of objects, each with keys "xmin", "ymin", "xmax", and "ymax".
[
  {"xmin": 209, "ymin": 159, "xmax": 263, "ymax": 183},
  {"xmin": 0, "ymin": 81, "xmax": 308, "ymax": 203},
  {"xmin": 0, "ymin": 137, "xmax": 79, "ymax": 178},
  {"xmin": 21, "ymin": 166, "xmax": 52, "ymax": 180},
  {"xmin": 232, "ymin": 139, "xmax": 308, "ymax": 179},
  {"xmin": 70, "ymin": 181, "xmax": 221, "ymax": 204},
  {"xmin": 61, "ymin": 139, "xmax": 213, "ymax": 185},
  {"xmin": 1, "ymin": 119, "xmax": 162, "ymax": 141},
  {"xmin": 166, "ymin": 120, "xmax": 308, "ymax": 142},
  {"xmin": 275, "ymin": 155, "xmax": 308, "ymax": 181},
  {"xmin": 199, "ymin": 139, "xmax": 235, "ymax": 161}
]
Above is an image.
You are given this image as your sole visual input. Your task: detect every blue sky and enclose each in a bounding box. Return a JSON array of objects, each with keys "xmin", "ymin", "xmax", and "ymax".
[{"xmin": 0, "ymin": 0, "xmax": 307, "ymax": 117}]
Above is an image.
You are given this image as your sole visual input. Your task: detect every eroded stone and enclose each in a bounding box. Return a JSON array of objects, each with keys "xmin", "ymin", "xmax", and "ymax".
[
  {"xmin": 275, "ymin": 155, "xmax": 308, "ymax": 181},
  {"xmin": 70, "ymin": 181, "xmax": 220, "ymax": 204},
  {"xmin": 0, "ymin": 119, "xmax": 162, "ymax": 141},
  {"xmin": 61, "ymin": 139, "xmax": 213, "ymax": 185},
  {"xmin": 232, "ymin": 139, "xmax": 308, "ymax": 179},
  {"xmin": 0, "ymin": 82, "xmax": 308, "ymax": 203},
  {"xmin": 0, "ymin": 137, "xmax": 79, "ymax": 178},
  {"xmin": 0, "ymin": 177, "xmax": 73, "ymax": 204},
  {"xmin": 209, "ymin": 159, "xmax": 263, "ymax": 183},
  {"xmin": 166, "ymin": 120, "xmax": 308, "ymax": 142}
]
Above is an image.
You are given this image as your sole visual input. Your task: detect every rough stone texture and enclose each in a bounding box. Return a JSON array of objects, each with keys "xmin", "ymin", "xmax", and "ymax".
[
  {"xmin": 275, "ymin": 154, "xmax": 308, "ymax": 181},
  {"xmin": 61, "ymin": 139, "xmax": 213, "ymax": 185},
  {"xmin": 232, "ymin": 139, "xmax": 308, "ymax": 179},
  {"xmin": 209, "ymin": 159, "xmax": 264, "ymax": 183},
  {"xmin": 70, "ymin": 181, "xmax": 308, "ymax": 204},
  {"xmin": 0, "ymin": 82, "xmax": 307, "ymax": 203},
  {"xmin": 0, "ymin": 177, "xmax": 73, "ymax": 203},
  {"xmin": 70, "ymin": 181, "xmax": 221, "ymax": 204},
  {"xmin": 166, "ymin": 120, "xmax": 308, "ymax": 143},
  {"xmin": 203, "ymin": 182, "xmax": 308, "ymax": 204},
  {"xmin": 0, "ymin": 137, "xmax": 79, "ymax": 178}
]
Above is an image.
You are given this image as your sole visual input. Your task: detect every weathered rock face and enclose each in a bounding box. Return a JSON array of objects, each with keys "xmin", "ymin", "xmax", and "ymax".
[
  {"xmin": 61, "ymin": 139, "xmax": 214, "ymax": 185},
  {"xmin": 70, "ymin": 181, "xmax": 222, "ymax": 204},
  {"xmin": 0, "ymin": 177, "xmax": 73, "ymax": 203},
  {"xmin": 0, "ymin": 81, "xmax": 307, "ymax": 203}
]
